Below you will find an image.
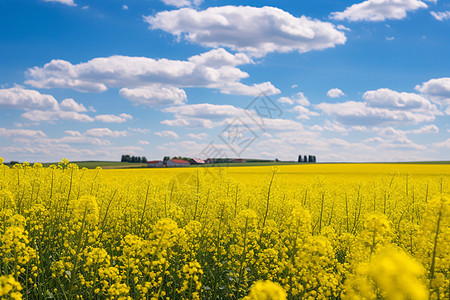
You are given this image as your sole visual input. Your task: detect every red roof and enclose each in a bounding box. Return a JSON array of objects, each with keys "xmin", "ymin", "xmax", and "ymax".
[
  {"xmin": 171, "ymin": 159, "xmax": 190, "ymax": 164},
  {"xmin": 147, "ymin": 160, "xmax": 162, "ymax": 163},
  {"xmin": 232, "ymin": 159, "xmax": 246, "ymax": 162}
]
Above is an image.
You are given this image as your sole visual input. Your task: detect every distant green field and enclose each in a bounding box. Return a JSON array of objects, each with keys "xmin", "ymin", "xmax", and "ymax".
[
  {"xmin": 5, "ymin": 160, "xmax": 449, "ymax": 169},
  {"xmin": 39, "ymin": 161, "xmax": 148, "ymax": 169}
]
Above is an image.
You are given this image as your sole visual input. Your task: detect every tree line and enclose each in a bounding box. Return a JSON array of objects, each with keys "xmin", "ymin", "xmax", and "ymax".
[{"xmin": 121, "ymin": 155, "xmax": 147, "ymax": 163}]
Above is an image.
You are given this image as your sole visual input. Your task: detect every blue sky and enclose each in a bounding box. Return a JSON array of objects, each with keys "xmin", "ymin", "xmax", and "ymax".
[{"xmin": 1, "ymin": 0, "xmax": 449, "ymax": 162}]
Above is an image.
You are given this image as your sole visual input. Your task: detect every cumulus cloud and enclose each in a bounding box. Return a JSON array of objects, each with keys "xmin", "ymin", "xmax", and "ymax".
[
  {"xmin": 0, "ymin": 128, "xmax": 46, "ymax": 138},
  {"xmin": 316, "ymin": 88, "xmax": 441, "ymax": 126},
  {"xmin": 330, "ymin": 0, "xmax": 428, "ymax": 22},
  {"xmin": 415, "ymin": 77, "xmax": 450, "ymax": 106},
  {"xmin": 84, "ymin": 128, "xmax": 127, "ymax": 137},
  {"xmin": 119, "ymin": 86, "xmax": 187, "ymax": 106},
  {"xmin": 431, "ymin": 11, "xmax": 450, "ymax": 21},
  {"xmin": 44, "ymin": 0, "xmax": 77, "ymax": 7},
  {"xmin": 155, "ymin": 130, "xmax": 179, "ymax": 139},
  {"xmin": 65, "ymin": 130, "xmax": 81, "ymax": 136},
  {"xmin": 94, "ymin": 113, "xmax": 133, "ymax": 123},
  {"xmin": 138, "ymin": 140, "xmax": 150, "ymax": 145},
  {"xmin": 22, "ymin": 110, "xmax": 94, "ymax": 122},
  {"xmin": 363, "ymin": 88, "xmax": 440, "ymax": 113},
  {"xmin": 162, "ymin": 103, "xmax": 245, "ymax": 128},
  {"xmin": 316, "ymin": 101, "xmax": 435, "ymax": 125},
  {"xmin": 122, "ymin": 5, "xmax": 128, "ymax": 10},
  {"xmin": 60, "ymin": 98, "xmax": 87, "ymax": 112},
  {"xmin": 187, "ymin": 133, "xmax": 208, "ymax": 140},
  {"xmin": 278, "ymin": 92, "xmax": 310, "ymax": 105},
  {"xmin": 25, "ymin": 49, "xmax": 279, "ymax": 98},
  {"xmin": 128, "ymin": 128, "xmax": 151, "ymax": 134},
  {"xmin": 434, "ymin": 138, "xmax": 450, "ymax": 148},
  {"xmin": 410, "ymin": 124, "xmax": 439, "ymax": 134},
  {"xmin": 327, "ymin": 88, "xmax": 345, "ymax": 98},
  {"xmin": 0, "ymin": 87, "xmax": 59, "ymax": 110},
  {"xmin": 0, "ymin": 87, "xmax": 100, "ymax": 122},
  {"xmin": 145, "ymin": 6, "xmax": 346, "ymax": 57},
  {"xmin": 291, "ymin": 105, "xmax": 320, "ymax": 120}
]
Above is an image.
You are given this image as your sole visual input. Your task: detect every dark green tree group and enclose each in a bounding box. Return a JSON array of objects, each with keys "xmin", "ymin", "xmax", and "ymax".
[{"xmin": 121, "ymin": 155, "xmax": 147, "ymax": 163}]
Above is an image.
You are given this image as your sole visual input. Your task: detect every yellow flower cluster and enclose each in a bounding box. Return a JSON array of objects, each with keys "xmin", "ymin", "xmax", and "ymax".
[
  {"xmin": 0, "ymin": 160, "xmax": 448, "ymax": 299},
  {"xmin": 0, "ymin": 275, "xmax": 22, "ymax": 300}
]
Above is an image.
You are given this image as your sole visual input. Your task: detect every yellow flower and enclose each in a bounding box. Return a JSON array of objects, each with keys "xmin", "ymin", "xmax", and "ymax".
[
  {"xmin": 244, "ymin": 280, "xmax": 287, "ymax": 300},
  {"xmin": 0, "ymin": 275, "xmax": 23, "ymax": 299}
]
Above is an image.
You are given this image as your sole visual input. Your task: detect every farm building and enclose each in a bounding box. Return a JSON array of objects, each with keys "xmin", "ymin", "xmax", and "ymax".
[
  {"xmin": 147, "ymin": 160, "xmax": 163, "ymax": 168},
  {"xmin": 190, "ymin": 158, "xmax": 205, "ymax": 165},
  {"xmin": 205, "ymin": 158, "xmax": 213, "ymax": 164},
  {"xmin": 232, "ymin": 159, "xmax": 246, "ymax": 163},
  {"xmin": 167, "ymin": 159, "xmax": 190, "ymax": 167}
]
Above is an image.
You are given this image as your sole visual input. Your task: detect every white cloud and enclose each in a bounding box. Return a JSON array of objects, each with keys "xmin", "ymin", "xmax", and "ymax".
[
  {"xmin": 386, "ymin": 36, "xmax": 395, "ymax": 41},
  {"xmin": 17, "ymin": 136, "xmax": 111, "ymax": 146},
  {"xmin": 84, "ymin": 128, "xmax": 127, "ymax": 137},
  {"xmin": 128, "ymin": 127, "xmax": 151, "ymax": 134},
  {"xmin": 138, "ymin": 140, "xmax": 150, "ymax": 145},
  {"xmin": 410, "ymin": 124, "xmax": 439, "ymax": 134},
  {"xmin": 94, "ymin": 113, "xmax": 132, "ymax": 123},
  {"xmin": 316, "ymin": 101, "xmax": 435, "ymax": 126},
  {"xmin": 155, "ymin": 130, "xmax": 179, "ymax": 139},
  {"xmin": 323, "ymin": 120, "xmax": 348, "ymax": 134},
  {"xmin": 44, "ymin": 0, "xmax": 76, "ymax": 7},
  {"xmin": 330, "ymin": 0, "xmax": 428, "ymax": 22},
  {"xmin": 317, "ymin": 88, "xmax": 441, "ymax": 126},
  {"xmin": 54, "ymin": 136, "xmax": 111, "ymax": 146},
  {"xmin": 327, "ymin": 88, "xmax": 345, "ymax": 98},
  {"xmin": 0, "ymin": 88, "xmax": 100, "ymax": 122},
  {"xmin": 65, "ymin": 130, "xmax": 81, "ymax": 136},
  {"xmin": 21, "ymin": 110, "xmax": 94, "ymax": 122},
  {"xmin": 60, "ymin": 98, "xmax": 87, "ymax": 112},
  {"xmin": 363, "ymin": 88, "xmax": 440, "ymax": 113},
  {"xmin": 188, "ymin": 48, "xmax": 253, "ymax": 67},
  {"xmin": 0, "ymin": 87, "xmax": 59, "ymax": 110},
  {"xmin": 162, "ymin": 103, "xmax": 244, "ymax": 128},
  {"xmin": 25, "ymin": 49, "xmax": 279, "ymax": 97},
  {"xmin": 431, "ymin": 11, "xmax": 450, "ymax": 21},
  {"xmin": 291, "ymin": 105, "xmax": 320, "ymax": 120},
  {"xmin": 433, "ymin": 138, "xmax": 450, "ymax": 148},
  {"xmin": 145, "ymin": 6, "xmax": 346, "ymax": 57},
  {"xmin": 309, "ymin": 125, "xmax": 324, "ymax": 131},
  {"xmin": 0, "ymin": 128, "xmax": 46, "ymax": 138},
  {"xmin": 278, "ymin": 92, "xmax": 310, "ymax": 105},
  {"xmin": 119, "ymin": 85, "xmax": 187, "ymax": 106},
  {"xmin": 122, "ymin": 5, "xmax": 128, "ymax": 10},
  {"xmin": 187, "ymin": 133, "xmax": 208, "ymax": 140},
  {"xmin": 415, "ymin": 77, "xmax": 450, "ymax": 105}
]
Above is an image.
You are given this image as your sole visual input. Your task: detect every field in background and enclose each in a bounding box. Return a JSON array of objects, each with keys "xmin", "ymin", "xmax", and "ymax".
[{"xmin": 28, "ymin": 160, "xmax": 450, "ymax": 169}]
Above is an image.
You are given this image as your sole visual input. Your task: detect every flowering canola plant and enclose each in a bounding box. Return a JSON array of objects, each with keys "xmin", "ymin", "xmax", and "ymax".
[{"xmin": 0, "ymin": 157, "xmax": 449, "ymax": 299}]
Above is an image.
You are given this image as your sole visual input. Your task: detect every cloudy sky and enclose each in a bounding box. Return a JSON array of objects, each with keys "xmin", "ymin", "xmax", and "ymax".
[{"xmin": 1, "ymin": 0, "xmax": 449, "ymax": 162}]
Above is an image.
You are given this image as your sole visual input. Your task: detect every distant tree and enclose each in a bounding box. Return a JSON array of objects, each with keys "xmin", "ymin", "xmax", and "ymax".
[
  {"xmin": 121, "ymin": 155, "xmax": 125, "ymax": 162},
  {"xmin": 142, "ymin": 156, "xmax": 147, "ymax": 163},
  {"xmin": 313, "ymin": 156, "xmax": 317, "ymax": 163},
  {"xmin": 10, "ymin": 161, "xmax": 19, "ymax": 166},
  {"xmin": 121, "ymin": 154, "xmax": 131, "ymax": 162},
  {"xmin": 275, "ymin": 158, "xmax": 280, "ymax": 162},
  {"xmin": 298, "ymin": 155, "xmax": 302, "ymax": 163},
  {"xmin": 163, "ymin": 156, "xmax": 170, "ymax": 167},
  {"xmin": 304, "ymin": 155, "xmax": 307, "ymax": 163},
  {"xmin": 308, "ymin": 155, "xmax": 313, "ymax": 163}
]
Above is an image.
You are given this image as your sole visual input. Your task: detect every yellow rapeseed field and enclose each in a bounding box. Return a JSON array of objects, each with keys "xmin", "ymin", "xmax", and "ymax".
[{"xmin": 0, "ymin": 157, "xmax": 449, "ymax": 299}]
